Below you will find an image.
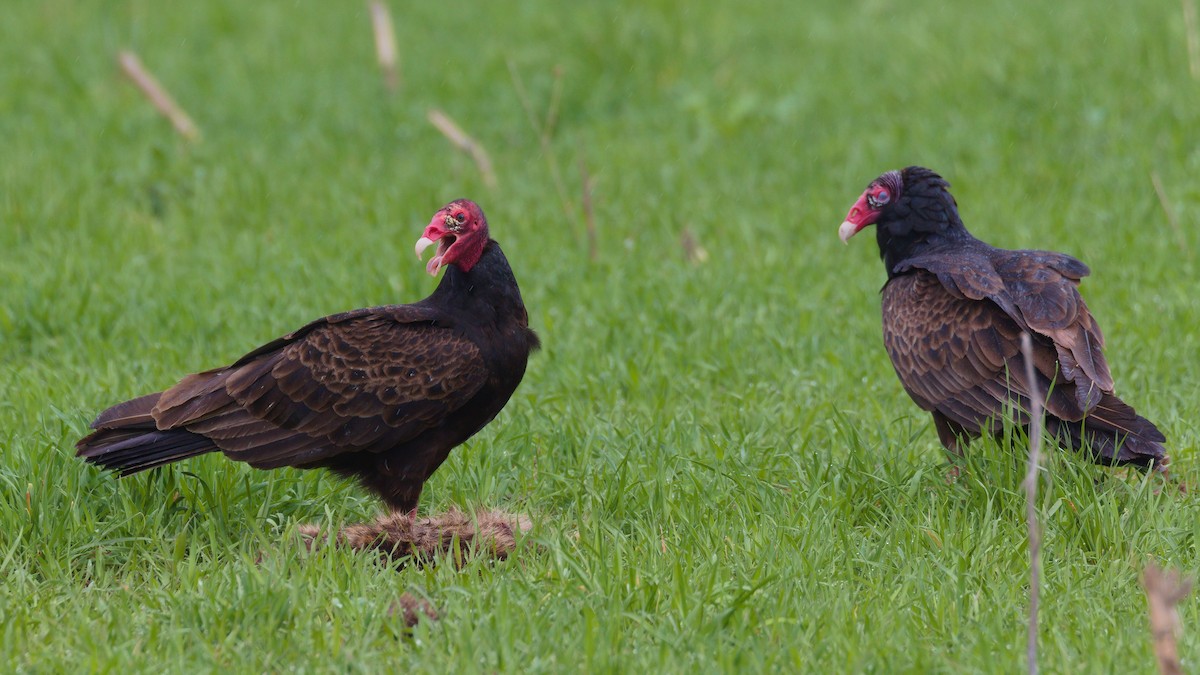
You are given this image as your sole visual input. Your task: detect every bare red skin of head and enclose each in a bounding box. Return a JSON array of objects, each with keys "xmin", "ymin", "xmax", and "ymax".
[
  {"xmin": 419, "ymin": 199, "xmax": 490, "ymax": 274},
  {"xmin": 842, "ymin": 191, "xmax": 879, "ymax": 235},
  {"xmin": 840, "ymin": 170, "xmax": 903, "ymax": 240}
]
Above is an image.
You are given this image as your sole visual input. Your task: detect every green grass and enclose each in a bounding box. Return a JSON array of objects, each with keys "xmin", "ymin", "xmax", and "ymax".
[{"xmin": 2, "ymin": 0, "xmax": 1199, "ymax": 671}]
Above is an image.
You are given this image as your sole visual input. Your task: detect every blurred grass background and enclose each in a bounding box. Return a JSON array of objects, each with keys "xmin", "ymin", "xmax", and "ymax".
[{"xmin": 1, "ymin": 0, "xmax": 1198, "ymax": 671}]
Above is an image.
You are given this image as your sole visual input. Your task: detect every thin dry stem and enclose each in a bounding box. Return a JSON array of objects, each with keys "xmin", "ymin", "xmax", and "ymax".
[
  {"xmin": 1151, "ymin": 171, "xmax": 1189, "ymax": 254},
  {"xmin": 507, "ymin": 60, "xmax": 545, "ymax": 139},
  {"xmin": 369, "ymin": 1, "xmax": 400, "ymax": 91},
  {"xmin": 545, "ymin": 66, "xmax": 565, "ymax": 138},
  {"xmin": 505, "ymin": 60, "xmax": 564, "ymax": 143},
  {"xmin": 579, "ymin": 155, "xmax": 597, "ymax": 262},
  {"xmin": 1184, "ymin": 0, "xmax": 1200, "ymax": 80},
  {"xmin": 507, "ymin": 60, "xmax": 574, "ymax": 218},
  {"xmin": 118, "ymin": 50, "xmax": 200, "ymax": 141},
  {"xmin": 1020, "ymin": 332, "xmax": 1044, "ymax": 675},
  {"xmin": 427, "ymin": 109, "xmax": 497, "ymax": 189},
  {"xmin": 1143, "ymin": 563, "xmax": 1192, "ymax": 675}
]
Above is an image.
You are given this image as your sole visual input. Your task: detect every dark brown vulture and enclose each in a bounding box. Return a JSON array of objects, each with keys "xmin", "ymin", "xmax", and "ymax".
[
  {"xmin": 838, "ymin": 166, "xmax": 1167, "ymax": 471},
  {"xmin": 77, "ymin": 199, "xmax": 540, "ymax": 513}
]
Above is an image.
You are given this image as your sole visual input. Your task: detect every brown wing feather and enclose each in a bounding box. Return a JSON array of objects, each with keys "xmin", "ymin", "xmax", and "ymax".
[
  {"xmin": 149, "ymin": 307, "xmax": 488, "ymax": 468},
  {"xmin": 895, "ymin": 249, "xmax": 1110, "ymax": 412},
  {"xmin": 882, "ymin": 271, "xmax": 1087, "ymax": 436}
]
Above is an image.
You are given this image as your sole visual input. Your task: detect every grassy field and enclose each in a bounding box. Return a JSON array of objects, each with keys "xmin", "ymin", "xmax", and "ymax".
[{"xmin": 2, "ymin": 0, "xmax": 1199, "ymax": 671}]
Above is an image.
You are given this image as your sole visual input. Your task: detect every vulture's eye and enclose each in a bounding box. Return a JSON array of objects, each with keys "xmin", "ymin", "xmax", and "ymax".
[
  {"xmin": 454, "ymin": 212, "xmax": 467, "ymax": 224},
  {"xmin": 867, "ymin": 189, "xmax": 890, "ymax": 209}
]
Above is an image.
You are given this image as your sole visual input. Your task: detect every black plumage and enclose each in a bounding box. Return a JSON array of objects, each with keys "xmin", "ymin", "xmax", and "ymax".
[
  {"xmin": 839, "ymin": 166, "xmax": 1167, "ymax": 470},
  {"xmin": 78, "ymin": 199, "xmax": 539, "ymax": 511}
]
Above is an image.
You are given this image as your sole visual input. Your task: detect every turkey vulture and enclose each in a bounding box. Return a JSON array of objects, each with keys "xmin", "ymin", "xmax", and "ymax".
[
  {"xmin": 77, "ymin": 199, "xmax": 540, "ymax": 512},
  {"xmin": 838, "ymin": 166, "xmax": 1167, "ymax": 471}
]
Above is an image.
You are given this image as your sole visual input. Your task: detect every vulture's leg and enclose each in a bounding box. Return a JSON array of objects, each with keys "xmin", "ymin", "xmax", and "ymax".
[{"xmin": 933, "ymin": 411, "xmax": 975, "ymax": 481}]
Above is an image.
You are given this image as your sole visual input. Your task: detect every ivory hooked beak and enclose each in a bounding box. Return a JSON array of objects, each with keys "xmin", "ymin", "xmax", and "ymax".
[
  {"xmin": 415, "ymin": 236, "xmax": 435, "ymax": 259},
  {"xmin": 838, "ymin": 220, "xmax": 861, "ymax": 244}
]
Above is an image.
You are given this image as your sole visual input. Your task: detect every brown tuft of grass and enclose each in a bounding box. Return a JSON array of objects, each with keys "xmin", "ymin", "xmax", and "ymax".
[
  {"xmin": 680, "ymin": 227, "xmax": 709, "ymax": 264},
  {"xmin": 300, "ymin": 507, "xmax": 532, "ymax": 565},
  {"xmin": 391, "ymin": 593, "xmax": 440, "ymax": 628}
]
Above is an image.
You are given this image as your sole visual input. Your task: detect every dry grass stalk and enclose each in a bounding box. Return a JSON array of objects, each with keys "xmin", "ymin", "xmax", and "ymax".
[
  {"xmin": 506, "ymin": 60, "xmax": 564, "ymax": 143},
  {"xmin": 545, "ymin": 66, "xmax": 565, "ymax": 138},
  {"xmin": 1184, "ymin": 0, "xmax": 1200, "ymax": 80},
  {"xmin": 1142, "ymin": 563, "xmax": 1192, "ymax": 675},
  {"xmin": 1151, "ymin": 171, "xmax": 1189, "ymax": 254},
  {"xmin": 1019, "ymin": 332, "xmax": 1045, "ymax": 675},
  {"xmin": 368, "ymin": 1, "xmax": 400, "ymax": 91},
  {"xmin": 118, "ymin": 50, "xmax": 200, "ymax": 141},
  {"xmin": 427, "ymin": 109, "xmax": 497, "ymax": 189},
  {"xmin": 507, "ymin": 61, "xmax": 573, "ymax": 218},
  {"xmin": 300, "ymin": 507, "xmax": 531, "ymax": 566},
  {"xmin": 579, "ymin": 156, "xmax": 597, "ymax": 262}
]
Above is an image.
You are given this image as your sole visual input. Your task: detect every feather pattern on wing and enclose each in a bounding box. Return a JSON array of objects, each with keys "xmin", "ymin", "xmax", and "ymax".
[{"xmin": 148, "ymin": 307, "xmax": 489, "ymax": 468}]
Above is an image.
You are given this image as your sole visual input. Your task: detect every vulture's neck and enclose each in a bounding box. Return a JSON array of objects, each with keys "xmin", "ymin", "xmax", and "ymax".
[
  {"xmin": 428, "ymin": 240, "xmax": 527, "ymax": 322},
  {"xmin": 879, "ymin": 224, "xmax": 980, "ymax": 279}
]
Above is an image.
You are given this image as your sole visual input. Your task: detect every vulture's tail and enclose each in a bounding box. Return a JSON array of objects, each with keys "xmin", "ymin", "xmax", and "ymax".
[
  {"xmin": 1048, "ymin": 392, "xmax": 1169, "ymax": 472},
  {"xmin": 76, "ymin": 392, "xmax": 217, "ymax": 475}
]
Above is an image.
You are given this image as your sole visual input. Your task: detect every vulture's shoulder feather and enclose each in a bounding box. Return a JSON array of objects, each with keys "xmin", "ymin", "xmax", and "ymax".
[
  {"xmin": 150, "ymin": 306, "xmax": 488, "ymax": 467},
  {"xmin": 895, "ymin": 246, "xmax": 1112, "ymax": 411}
]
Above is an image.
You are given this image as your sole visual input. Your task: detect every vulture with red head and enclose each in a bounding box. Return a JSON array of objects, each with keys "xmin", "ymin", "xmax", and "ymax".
[
  {"xmin": 839, "ymin": 166, "xmax": 1167, "ymax": 470},
  {"xmin": 78, "ymin": 199, "xmax": 539, "ymax": 512}
]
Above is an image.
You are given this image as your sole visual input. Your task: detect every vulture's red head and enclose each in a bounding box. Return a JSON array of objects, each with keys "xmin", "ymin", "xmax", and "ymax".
[
  {"xmin": 838, "ymin": 167, "xmax": 969, "ymax": 277},
  {"xmin": 838, "ymin": 169, "xmax": 905, "ymax": 243},
  {"xmin": 838, "ymin": 166, "xmax": 963, "ymax": 245},
  {"xmin": 416, "ymin": 199, "xmax": 490, "ymax": 276}
]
